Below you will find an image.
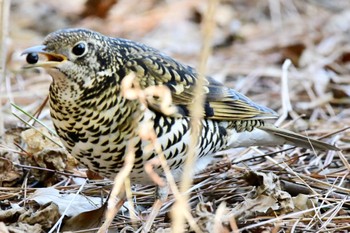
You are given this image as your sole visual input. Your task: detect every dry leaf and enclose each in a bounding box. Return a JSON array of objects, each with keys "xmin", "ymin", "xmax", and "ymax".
[
  {"xmin": 0, "ymin": 205, "xmax": 26, "ymax": 222},
  {"xmin": 61, "ymin": 201, "xmax": 106, "ymax": 232},
  {"xmin": 21, "ymin": 128, "xmax": 62, "ymax": 154},
  {"xmin": 0, "ymin": 202, "xmax": 58, "ymax": 232},
  {"xmin": 0, "ymin": 159, "xmax": 23, "ymax": 187},
  {"xmin": 292, "ymin": 194, "xmax": 317, "ymax": 217},
  {"xmin": 194, "ymin": 202, "xmax": 231, "ymax": 233},
  {"xmin": 231, "ymin": 171, "xmax": 294, "ymax": 220},
  {"xmin": 18, "ymin": 202, "xmax": 60, "ymax": 230},
  {"xmin": 21, "ymin": 128, "xmax": 77, "ymax": 184},
  {"xmin": 27, "ymin": 188, "xmax": 111, "ymax": 232},
  {"xmin": 81, "ymin": 0, "xmax": 118, "ymax": 18},
  {"xmin": 6, "ymin": 222, "xmax": 42, "ymax": 233},
  {"xmin": 0, "ymin": 127, "xmax": 26, "ymax": 164},
  {"xmin": 29, "ymin": 187, "xmax": 104, "ymax": 217}
]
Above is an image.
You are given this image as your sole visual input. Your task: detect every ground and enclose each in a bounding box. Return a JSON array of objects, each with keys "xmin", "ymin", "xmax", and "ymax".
[{"xmin": 0, "ymin": 0, "xmax": 350, "ymax": 232}]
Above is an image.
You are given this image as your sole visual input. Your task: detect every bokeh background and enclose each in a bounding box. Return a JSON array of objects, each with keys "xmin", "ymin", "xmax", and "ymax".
[{"xmin": 4, "ymin": 0, "xmax": 350, "ymax": 127}]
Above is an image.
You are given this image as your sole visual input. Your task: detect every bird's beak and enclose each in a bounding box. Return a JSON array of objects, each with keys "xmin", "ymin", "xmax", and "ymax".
[{"xmin": 21, "ymin": 45, "xmax": 67, "ymax": 68}]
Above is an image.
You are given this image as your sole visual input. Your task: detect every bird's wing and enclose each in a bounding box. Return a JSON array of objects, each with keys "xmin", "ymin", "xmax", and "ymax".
[{"xmin": 123, "ymin": 52, "xmax": 278, "ymax": 120}]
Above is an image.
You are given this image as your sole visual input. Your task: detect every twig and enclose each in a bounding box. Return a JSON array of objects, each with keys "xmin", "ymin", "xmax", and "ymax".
[
  {"xmin": 124, "ymin": 177, "xmax": 138, "ymax": 228},
  {"xmin": 213, "ymin": 202, "xmax": 229, "ymax": 233},
  {"xmin": 121, "ymin": 69, "xmax": 202, "ymax": 232},
  {"xmin": 48, "ymin": 178, "xmax": 88, "ymax": 233},
  {"xmin": 171, "ymin": 0, "xmax": 219, "ymax": 232},
  {"xmin": 275, "ymin": 59, "xmax": 292, "ymax": 127},
  {"xmin": 268, "ymin": 0, "xmax": 282, "ymax": 29},
  {"xmin": 0, "ymin": 0, "xmax": 11, "ymax": 136},
  {"xmin": 11, "ymin": 103, "xmax": 58, "ymax": 136},
  {"xmin": 240, "ymin": 203, "xmax": 336, "ymax": 231},
  {"xmin": 0, "ymin": 157, "xmax": 85, "ymax": 178},
  {"xmin": 337, "ymin": 150, "xmax": 350, "ymax": 171},
  {"xmin": 11, "ymin": 104, "xmax": 62, "ymax": 148},
  {"xmin": 98, "ymin": 141, "xmax": 135, "ymax": 232},
  {"xmin": 315, "ymin": 182, "xmax": 348, "ymax": 231}
]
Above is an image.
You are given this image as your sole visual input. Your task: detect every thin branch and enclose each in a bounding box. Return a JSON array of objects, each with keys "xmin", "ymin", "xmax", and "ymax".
[
  {"xmin": 0, "ymin": 0, "xmax": 11, "ymax": 136},
  {"xmin": 171, "ymin": 0, "xmax": 220, "ymax": 232}
]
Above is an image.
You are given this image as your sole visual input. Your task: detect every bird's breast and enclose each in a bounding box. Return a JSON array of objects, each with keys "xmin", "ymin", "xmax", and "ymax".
[{"xmin": 49, "ymin": 85, "xmax": 144, "ymax": 176}]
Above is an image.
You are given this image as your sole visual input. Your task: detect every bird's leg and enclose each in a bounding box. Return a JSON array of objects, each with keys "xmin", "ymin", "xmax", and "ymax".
[
  {"xmin": 142, "ymin": 180, "xmax": 169, "ymax": 232},
  {"xmin": 98, "ymin": 186, "xmax": 127, "ymax": 233},
  {"xmin": 143, "ymin": 158, "xmax": 169, "ymax": 232}
]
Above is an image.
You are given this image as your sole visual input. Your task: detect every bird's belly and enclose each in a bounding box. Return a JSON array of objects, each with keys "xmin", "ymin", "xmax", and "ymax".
[
  {"xmin": 52, "ymin": 107, "xmax": 229, "ymax": 183},
  {"xmin": 133, "ymin": 112, "xmax": 230, "ymax": 182}
]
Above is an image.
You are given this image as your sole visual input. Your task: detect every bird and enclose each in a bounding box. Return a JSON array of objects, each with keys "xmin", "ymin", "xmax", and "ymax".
[
  {"xmin": 22, "ymin": 28, "xmax": 338, "ymax": 182},
  {"xmin": 23, "ymin": 28, "xmax": 341, "ymax": 223}
]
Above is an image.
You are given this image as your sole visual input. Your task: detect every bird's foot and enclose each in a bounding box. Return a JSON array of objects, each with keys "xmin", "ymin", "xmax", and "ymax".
[
  {"xmin": 143, "ymin": 158, "xmax": 170, "ymax": 232},
  {"xmin": 98, "ymin": 189, "xmax": 127, "ymax": 233},
  {"xmin": 142, "ymin": 183, "xmax": 169, "ymax": 232}
]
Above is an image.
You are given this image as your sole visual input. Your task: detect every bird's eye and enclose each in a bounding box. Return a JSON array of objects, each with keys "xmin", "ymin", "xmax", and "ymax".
[{"xmin": 72, "ymin": 42, "xmax": 87, "ymax": 56}]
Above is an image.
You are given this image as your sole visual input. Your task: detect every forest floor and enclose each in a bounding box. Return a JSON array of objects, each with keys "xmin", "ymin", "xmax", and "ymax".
[{"xmin": 1, "ymin": 0, "xmax": 350, "ymax": 232}]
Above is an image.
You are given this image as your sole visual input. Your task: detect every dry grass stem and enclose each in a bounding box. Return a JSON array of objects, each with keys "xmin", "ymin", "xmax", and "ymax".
[
  {"xmin": 143, "ymin": 199, "xmax": 162, "ymax": 232},
  {"xmin": 144, "ymin": 157, "xmax": 166, "ymax": 187},
  {"xmin": 143, "ymin": 117, "xmax": 202, "ymax": 232},
  {"xmin": 296, "ymin": 173, "xmax": 350, "ymax": 194},
  {"xmin": 98, "ymin": 142, "xmax": 136, "ymax": 232},
  {"xmin": 0, "ymin": 0, "xmax": 10, "ymax": 136},
  {"xmin": 319, "ymin": 198, "xmax": 347, "ymax": 231},
  {"xmin": 49, "ymin": 179, "xmax": 88, "ymax": 233},
  {"xmin": 213, "ymin": 202, "xmax": 228, "ymax": 233},
  {"xmin": 171, "ymin": 0, "xmax": 219, "ymax": 231},
  {"xmin": 337, "ymin": 151, "xmax": 350, "ymax": 171},
  {"xmin": 124, "ymin": 177, "xmax": 137, "ymax": 227},
  {"xmin": 229, "ymin": 215, "xmax": 239, "ymax": 233},
  {"xmin": 122, "ymin": 71, "xmax": 202, "ymax": 232},
  {"xmin": 275, "ymin": 59, "xmax": 292, "ymax": 127},
  {"xmin": 268, "ymin": 0, "xmax": 282, "ymax": 29},
  {"xmin": 240, "ymin": 203, "xmax": 337, "ymax": 231}
]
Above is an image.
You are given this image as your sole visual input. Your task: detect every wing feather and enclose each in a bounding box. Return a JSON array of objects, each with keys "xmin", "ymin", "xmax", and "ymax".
[{"xmin": 123, "ymin": 51, "xmax": 277, "ymax": 120}]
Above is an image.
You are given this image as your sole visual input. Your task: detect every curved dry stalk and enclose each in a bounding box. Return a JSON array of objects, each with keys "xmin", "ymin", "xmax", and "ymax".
[
  {"xmin": 0, "ymin": 0, "xmax": 11, "ymax": 136},
  {"xmin": 275, "ymin": 59, "xmax": 293, "ymax": 127},
  {"xmin": 119, "ymin": 71, "xmax": 201, "ymax": 232},
  {"xmin": 171, "ymin": 0, "xmax": 219, "ymax": 231},
  {"xmin": 98, "ymin": 143, "xmax": 135, "ymax": 233}
]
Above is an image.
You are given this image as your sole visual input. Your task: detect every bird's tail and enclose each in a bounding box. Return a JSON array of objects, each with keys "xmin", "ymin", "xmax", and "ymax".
[{"xmin": 259, "ymin": 125, "xmax": 339, "ymax": 151}]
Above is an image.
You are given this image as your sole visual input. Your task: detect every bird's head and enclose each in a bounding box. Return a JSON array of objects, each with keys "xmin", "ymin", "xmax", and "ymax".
[{"xmin": 22, "ymin": 28, "xmax": 118, "ymax": 91}]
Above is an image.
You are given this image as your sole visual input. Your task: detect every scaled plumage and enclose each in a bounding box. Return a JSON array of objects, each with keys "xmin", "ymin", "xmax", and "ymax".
[{"xmin": 22, "ymin": 28, "xmax": 338, "ymax": 183}]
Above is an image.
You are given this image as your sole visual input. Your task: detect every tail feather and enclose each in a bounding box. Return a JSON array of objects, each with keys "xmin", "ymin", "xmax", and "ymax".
[{"xmin": 259, "ymin": 125, "xmax": 339, "ymax": 151}]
